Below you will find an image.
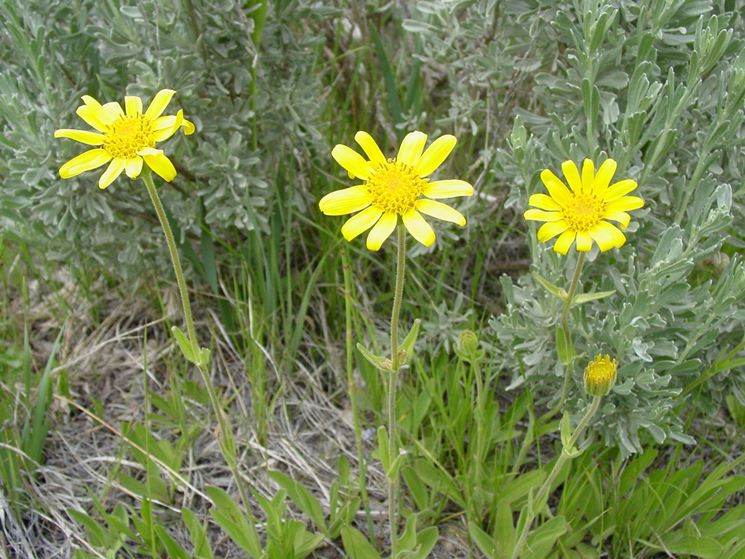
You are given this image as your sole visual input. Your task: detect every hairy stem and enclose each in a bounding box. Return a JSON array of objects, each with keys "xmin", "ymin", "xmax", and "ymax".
[
  {"xmin": 558, "ymin": 252, "xmax": 586, "ymax": 408},
  {"xmin": 387, "ymin": 225, "xmax": 406, "ymax": 555},
  {"xmin": 512, "ymin": 395, "xmax": 601, "ymax": 559},
  {"xmin": 142, "ymin": 170, "xmax": 254, "ymax": 520}
]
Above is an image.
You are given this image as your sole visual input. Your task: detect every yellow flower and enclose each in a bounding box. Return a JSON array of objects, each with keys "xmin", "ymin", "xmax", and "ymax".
[
  {"xmin": 55, "ymin": 89, "xmax": 195, "ymax": 189},
  {"xmin": 584, "ymin": 354, "xmax": 618, "ymax": 396},
  {"xmin": 319, "ymin": 131, "xmax": 474, "ymax": 251},
  {"xmin": 524, "ymin": 159, "xmax": 644, "ymax": 255}
]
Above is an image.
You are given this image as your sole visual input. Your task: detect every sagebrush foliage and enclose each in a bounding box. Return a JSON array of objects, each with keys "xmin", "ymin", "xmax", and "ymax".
[
  {"xmin": 406, "ymin": 0, "xmax": 745, "ymax": 454},
  {"xmin": 1, "ymin": 0, "xmax": 329, "ymax": 272}
]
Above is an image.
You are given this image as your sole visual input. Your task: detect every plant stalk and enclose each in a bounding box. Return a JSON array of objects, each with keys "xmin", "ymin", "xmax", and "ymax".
[
  {"xmin": 558, "ymin": 252, "xmax": 586, "ymax": 408},
  {"xmin": 142, "ymin": 170, "xmax": 254, "ymax": 520},
  {"xmin": 387, "ymin": 225, "xmax": 407, "ymax": 555},
  {"xmin": 512, "ymin": 395, "xmax": 602, "ymax": 559}
]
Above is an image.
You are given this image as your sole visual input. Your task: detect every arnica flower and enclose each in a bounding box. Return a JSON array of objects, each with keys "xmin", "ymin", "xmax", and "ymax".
[
  {"xmin": 319, "ymin": 131, "xmax": 474, "ymax": 251},
  {"xmin": 55, "ymin": 89, "xmax": 195, "ymax": 189},
  {"xmin": 524, "ymin": 159, "xmax": 644, "ymax": 255},
  {"xmin": 584, "ymin": 354, "xmax": 617, "ymax": 397}
]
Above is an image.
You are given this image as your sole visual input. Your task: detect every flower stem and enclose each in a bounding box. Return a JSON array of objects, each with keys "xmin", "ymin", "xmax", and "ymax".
[
  {"xmin": 512, "ymin": 395, "xmax": 601, "ymax": 559},
  {"xmin": 342, "ymin": 247, "xmax": 374, "ymax": 538},
  {"xmin": 387, "ymin": 225, "xmax": 406, "ymax": 555},
  {"xmin": 558, "ymin": 252, "xmax": 586, "ymax": 408},
  {"xmin": 142, "ymin": 170, "xmax": 254, "ymax": 519}
]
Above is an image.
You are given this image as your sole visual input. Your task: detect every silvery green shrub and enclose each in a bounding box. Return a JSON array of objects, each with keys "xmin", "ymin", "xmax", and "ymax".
[
  {"xmin": 0, "ymin": 0, "xmax": 331, "ymax": 273},
  {"xmin": 406, "ymin": 0, "xmax": 745, "ymax": 455}
]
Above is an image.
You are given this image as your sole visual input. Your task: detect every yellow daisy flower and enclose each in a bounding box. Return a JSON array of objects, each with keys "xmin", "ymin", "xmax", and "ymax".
[
  {"xmin": 524, "ymin": 159, "xmax": 644, "ymax": 255},
  {"xmin": 55, "ymin": 89, "xmax": 195, "ymax": 189},
  {"xmin": 319, "ymin": 131, "xmax": 474, "ymax": 251}
]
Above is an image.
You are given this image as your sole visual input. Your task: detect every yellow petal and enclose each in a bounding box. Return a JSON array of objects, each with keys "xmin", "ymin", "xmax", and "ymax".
[
  {"xmin": 75, "ymin": 105, "xmax": 109, "ymax": 133},
  {"xmin": 144, "ymin": 153, "xmax": 177, "ymax": 182},
  {"xmin": 181, "ymin": 117, "xmax": 195, "ymax": 135},
  {"xmin": 101, "ymin": 101, "xmax": 124, "ymax": 123},
  {"xmin": 561, "ymin": 160, "xmax": 582, "ymax": 193},
  {"xmin": 402, "ymin": 209, "xmax": 435, "ymax": 247},
  {"xmin": 422, "ymin": 179, "xmax": 474, "ymax": 199},
  {"xmin": 415, "ymin": 134, "xmax": 456, "ymax": 177},
  {"xmin": 54, "ymin": 129, "xmax": 105, "ymax": 145},
  {"xmin": 153, "ymin": 110, "xmax": 193, "ymax": 139},
  {"xmin": 415, "ymin": 199, "xmax": 466, "ymax": 226},
  {"xmin": 331, "ymin": 144, "xmax": 371, "ymax": 180},
  {"xmin": 144, "ymin": 89, "xmax": 176, "ymax": 120},
  {"xmin": 125, "ymin": 157, "xmax": 143, "ymax": 179},
  {"xmin": 341, "ymin": 206, "xmax": 383, "ymax": 241},
  {"xmin": 524, "ymin": 209, "xmax": 562, "ymax": 222},
  {"xmin": 80, "ymin": 95, "xmax": 102, "ymax": 107},
  {"xmin": 604, "ymin": 210, "xmax": 631, "ymax": 228},
  {"xmin": 540, "ymin": 169, "xmax": 573, "ymax": 205},
  {"xmin": 537, "ymin": 220, "xmax": 569, "ymax": 242},
  {"xmin": 125, "ymin": 96, "xmax": 143, "ymax": 116},
  {"xmin": 98, "ymin": 158, "xmax": 126, "ymax": 189},
  {"xmin": 528, "ymin": 193, "xmax": 561, "ymax": 211},
  {"xmin": 593, "ymin": 158, "xmax": 617, "ymax": 193},
  {"xmin": 606, "ymin": 196, "xmax": 644, "ymax": 213},
  {"xmin": 589, "ymin": 221, "xmax": 626, "ymax": 251},
  {"xmin": 59, "ymin": 148, "xmax": 112, "ymax": 178},
  {"xmin": 553, "ymin": 230, "xmax": 576, "ymax": 255},
  {"xmin": 397, "ymin": 131, "xmax": 427, "ymax": 167},
  {"xmin": 604, "ymin": 179, "xmax": 638, "ymax": 201},
  {"xmin": 576, "ymin": 231, "xmax": 592, "ymax": 252},
  {"xmin": 152, "ymin": 110, "xmax": 185, "ymax": 142},
  {"xmin": 366, "ymin": 212, "xmax": 397, "ymax": 251},
  {"xmin": 581, "ymin": 159, "xmax": 595, "ymax": 192},
  {"xmin": 354, "ymin": 131, "xmax": 385, "ymax": 164},
  {"xmin": 319, "ymin": 185, "xmax": 373, "ymax": 216},
  {"xmin": 137, "ymin": 147, "xmax": 163, "ymax": 156},
  {"xmin": 154, "ymin": 114, "xmax": 178, "ymax": 131}
]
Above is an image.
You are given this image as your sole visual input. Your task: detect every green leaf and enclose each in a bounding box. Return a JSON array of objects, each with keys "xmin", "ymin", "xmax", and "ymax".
[
  {"xmin": 376, "ymin": 426, "xmax": 390, "ymax": 474},
  {"xmin": 156, "ymin": 525, "xmax": 192, "ymax": 559},
  {"xmin": 357, "ymin": 342, "xmax": 392, "ymax": 371},
  {"xmin": 171, "ymin": 326, "xmax": 198, "ymax": 365},
  {"xmin": 341, "ymin": 527, "xmax": 381, "ymax": 559},
  {"xmin": 182, "ymin": 508, "xmax": 214, "ymax": 559},
  {"xmin": 206, "ymin": 486, "xmax": 262, "ymax": 558},
  {"xmin": 655, "ymin": 534, "xmax": 723, "ymax": 559},
  {"xmin": 468, "ymin": 522, "xmax": 497, "ymax": 559},
  {"xmin": 398, "ymin": 514, "xmax": 419, "ymax": 552},
  {"xmin": 399, "ymin": 526, "xmax": 439, "ymax": 559},
  {"xmin": 559, "ymin": 413, "xmax": 573, "ymax": 449},
  {"xmin": 555, "ymin": 325, "xmax": 574, "ymax": 365},
  {"xmin": 399, "ymin": 319, "xmax": 421, "ymax": 365},
  {"xmin": 269, "ymin": 470, "xmax": 328, "ymax": 535},
  {"xmin": 572, "ymin": 290, "xmax": 616, "ymax": 305},
  {"xmin": 494, "ymin": 501, "xmax": 516, "ymax": 554},
  {"xmin": 525, "ymin": 516, "xmax": 569, "ymax": 559},
  {"xmin": 531, "ymin": 272, "xmax": 567, "ymax": 300}
]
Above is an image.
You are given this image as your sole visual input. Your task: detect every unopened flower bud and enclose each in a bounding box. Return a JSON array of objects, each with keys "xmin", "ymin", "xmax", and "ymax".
[
  {"xmin": 456, "ymin": 330, "xmax": 483, "ymax": 362},
  {"xmin": 583, "ymin": 354, "xmax": 617, "ymax": 396}
]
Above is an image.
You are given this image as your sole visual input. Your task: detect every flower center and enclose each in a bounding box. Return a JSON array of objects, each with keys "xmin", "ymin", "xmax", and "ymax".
[
  {"xmin": 562, "ymin": 194, "xmax": 606, "ymax": 232},
  {"xmin": 104, "ymin": 115, "xmax": 155, "ymax": 159},
  {"xmin": 365, "ymin": 159, "xmax": 427, "ymax": 214}
]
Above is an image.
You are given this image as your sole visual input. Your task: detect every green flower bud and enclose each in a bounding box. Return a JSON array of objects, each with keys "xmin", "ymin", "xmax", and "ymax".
[{"xmin": 456, "ymin": 330, "xmax": 483, "ymax": 362}]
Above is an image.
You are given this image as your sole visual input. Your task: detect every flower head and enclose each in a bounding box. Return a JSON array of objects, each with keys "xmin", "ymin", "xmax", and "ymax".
[
  {"xmin": 524, "ymin": 159, "xmax": 644, "ymax": 255},
  {"xmin": 319, "ymin": 131, "xmax": 474, "ymax": 251},
  {"xmin": 584, "ymin": 354, "xmax": 617, "ymax": 396},
  {"xmin": 55, "ymin": 89, "xmax": 195, "ymax": 189}
]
